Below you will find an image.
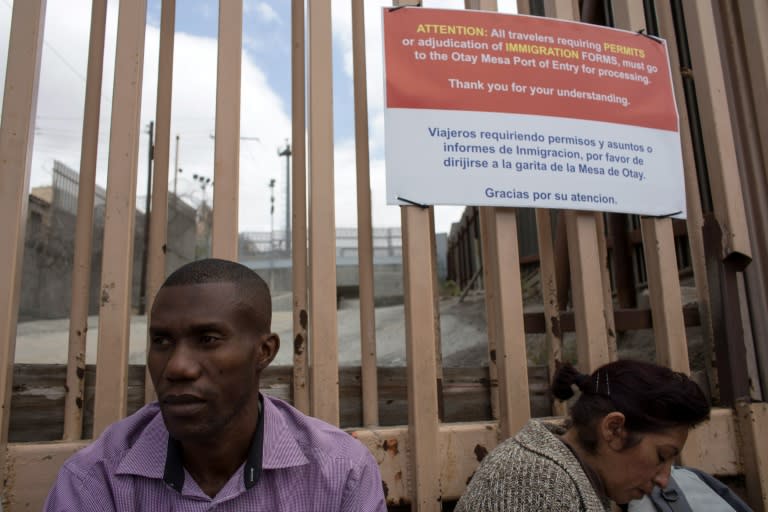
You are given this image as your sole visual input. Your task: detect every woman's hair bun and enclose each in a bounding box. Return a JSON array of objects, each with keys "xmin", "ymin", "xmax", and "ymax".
[{"xmin": 551, "ymin": 362, "xmax": 590, "ymax": 401}]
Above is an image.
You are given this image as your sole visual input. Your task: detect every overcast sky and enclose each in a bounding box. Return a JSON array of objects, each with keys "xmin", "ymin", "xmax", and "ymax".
[{"xmin": 0, "ymin": 0, "xmax": 517, "ymax": 234}]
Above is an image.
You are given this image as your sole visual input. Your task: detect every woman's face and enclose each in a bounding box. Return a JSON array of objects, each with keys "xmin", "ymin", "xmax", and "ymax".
[{"xmin": 598, "ymin": 424, "xmax": 688, "ymax": 504}]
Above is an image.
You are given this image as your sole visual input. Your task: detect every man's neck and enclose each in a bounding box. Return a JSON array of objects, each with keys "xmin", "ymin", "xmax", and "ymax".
[{"xmin": 181, "ymin": 407, "xmax": 259, "ymax": 498}]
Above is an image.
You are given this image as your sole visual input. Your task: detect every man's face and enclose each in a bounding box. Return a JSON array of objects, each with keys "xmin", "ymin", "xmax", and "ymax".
[{"xmin": 148, "ymin": 281, "xmax": 278, "ymax": 441}]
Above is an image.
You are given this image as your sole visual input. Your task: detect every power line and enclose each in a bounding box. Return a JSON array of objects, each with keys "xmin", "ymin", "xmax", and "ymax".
[{"xmin": 1, "ymin": 0, "xmax": 113, "ymax": 105}]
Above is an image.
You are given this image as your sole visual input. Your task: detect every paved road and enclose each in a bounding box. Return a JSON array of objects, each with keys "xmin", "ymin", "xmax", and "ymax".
[{"xmin": 14, "ymin": 296, "xmax": 494, "ymax": 367}]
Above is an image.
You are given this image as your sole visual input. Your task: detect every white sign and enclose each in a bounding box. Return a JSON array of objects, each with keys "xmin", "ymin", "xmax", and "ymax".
[{"xmin": 383, "ymin": 7, "xmax": 686, "ymax": 217}]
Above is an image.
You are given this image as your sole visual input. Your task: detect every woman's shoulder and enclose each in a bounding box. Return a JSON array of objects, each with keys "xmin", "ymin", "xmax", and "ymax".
[
  {"xmin": 455, "ymin": 420, "xmax": 600, "ymax": 512},
  {"xmin": 482, "ymin": 420, "xmax": 578, "ymax": 478}
]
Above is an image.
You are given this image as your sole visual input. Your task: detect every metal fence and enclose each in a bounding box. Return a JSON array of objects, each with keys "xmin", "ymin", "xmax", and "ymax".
[{"xmin": 1, "ymin": 1, "xmax": 767, "ymax": 511}]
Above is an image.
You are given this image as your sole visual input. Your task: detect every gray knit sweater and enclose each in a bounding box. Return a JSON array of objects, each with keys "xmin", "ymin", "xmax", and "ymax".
[{"xmin": 455, "ymin": 420, "xmax": 611, "ymax": 512}]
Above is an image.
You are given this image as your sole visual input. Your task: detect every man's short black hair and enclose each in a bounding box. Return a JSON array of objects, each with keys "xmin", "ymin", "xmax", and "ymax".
[{"xmin": 159, "ymin": 258, "xmax": 272, "ymax": 332}]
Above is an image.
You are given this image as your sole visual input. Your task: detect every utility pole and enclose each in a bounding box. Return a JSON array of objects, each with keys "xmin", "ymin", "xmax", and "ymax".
[
  {"xmin": 278, "ymin": 140, "xmax": 292, "ymax": 253},
  {"xmin": 269, "ymin": 178, "xmax": 276, "ymax": 289},
  {"xmin": 139, "ymin": 121, "xmax": 154, "ymax": 315},
  {"xmin": 173, "ymin": 134, "xmax": 180, "ymax": 200},
  {"xmin": 193, "ymin": 173, "xmax": 213, "ymax": 257}
]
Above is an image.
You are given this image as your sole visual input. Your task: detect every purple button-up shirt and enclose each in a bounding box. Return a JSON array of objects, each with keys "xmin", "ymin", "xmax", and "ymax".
[{"xmin": 44, "ymin": 394, "xmax": 387, "ymax": 511}]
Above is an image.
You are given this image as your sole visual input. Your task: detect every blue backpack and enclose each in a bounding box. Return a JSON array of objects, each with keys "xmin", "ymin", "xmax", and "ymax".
[{"xmin": 628, "ymin": 466, "xmax": 752, "ymax": 512}]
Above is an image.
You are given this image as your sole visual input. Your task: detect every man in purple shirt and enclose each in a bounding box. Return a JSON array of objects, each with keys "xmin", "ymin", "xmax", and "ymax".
[{"xmin": 45, "ymin": 258, "xmax": 387, "ymax": 511}]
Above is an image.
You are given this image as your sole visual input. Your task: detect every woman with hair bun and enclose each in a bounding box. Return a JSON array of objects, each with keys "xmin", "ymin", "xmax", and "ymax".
[{"xmin": 455, "ymin": 360, "xmax": 710, "ymax": 511}]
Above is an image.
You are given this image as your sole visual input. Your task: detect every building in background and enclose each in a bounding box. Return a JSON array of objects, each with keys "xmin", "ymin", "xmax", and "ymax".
[{"xmin": 19, "ymin": 161, "xmax": 196, "ymax": 321}]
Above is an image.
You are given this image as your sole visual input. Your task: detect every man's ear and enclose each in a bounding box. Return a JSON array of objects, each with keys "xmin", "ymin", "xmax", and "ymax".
[
  {"xmin": 600, "ymin": 411, "xmax": 628, "ymax": 451},
  {"xmin": 256, "ymin": 333, "xmax": 280, "ymax": 369}
]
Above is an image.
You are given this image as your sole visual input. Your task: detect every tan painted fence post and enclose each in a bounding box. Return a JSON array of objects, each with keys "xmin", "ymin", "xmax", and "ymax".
[
  {"xmin": 543, "ymin": 0, "xmax": 611, "ymax": 372},
  {"xmin": 211, "ymin": 1, "xmax": 242, "ymax": 261},
  {"xmin": 291, "ymin": 0, "xmax": 310, "ymax": 414},
  {"xmin": 536, "ymin": 209, "xmax": 566, "ymax": 416},
  {"xmin": 63, "ymin": 0, "xmax": 108, "ymax": 440},
  {"xmin": 465, "ymin": 0, "xmax": 530, "ymax": 441},
  {"xmin": 681, "ymin": 0, "xmax": 751, "ymax": 261},
  {"xmin": 307, "ymin": 0, "xmax": 340, "ymax": 425},
  {"xmin": 682, "ymin": 0, "xmax": 762, "ymax": 483},
  {"xmin": 736, "ymin": 401, "xmax": 768, "ymax": 511},
  {"xmin": 655, "ymin": 0, "xmax": 713, "ymax": 377},
  {"xmin": 466, "ymin": 0, "xmax": 502, "ymax": 424},
  {"xmin": 611, "ymin": 1, "xmax": 690, "ymax": 373},
  {"xmin": 144, "ymin": 0, "xmax": 176, "ymax": 404},
  {"xmin": 401, "ymin": 205, "xmax": 442, "ymax": 511},
  {"xmin": 93, "ymin": 0, "xmax": 148, "ymax": 436},
  {"xmin": 734, "ymin": 1, "xmax": 768, "ymax": 158},
  {"xmin": 517, "ymin": 0, "xmax": 569, "ymax": 418},
  {"xmin": 595, "ymin": 213, "xmax": 617, "ymax": 361},
  {"xmin": 351, "ymin": 0, "xmax": 379, "ymax": 427},
  {"xmin": 488, "ymin": 208, "xmax": 531, "ymax": 438},
  {"xmin": 391, "ymin": 3, "xmax": 442, "ymax": 508},
  {"xmin": 0, "ymin": 0, "xmax": 47, "ymax": 494},
  {"xmin": 479, "ymin": 210, "xmax": 501, "ymax": 420}
]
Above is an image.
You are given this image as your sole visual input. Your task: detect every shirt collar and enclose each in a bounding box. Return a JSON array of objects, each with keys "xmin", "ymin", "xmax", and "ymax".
[
  {"xmin": 162, "ymin": 396, "xmax": 265, "ymax": 492},
  {"xmin": 116, "ymin": 395, "xmax": 308, "ymax": 489},
  {"xmin": 260, "ymin": 394, "xmax": 309, "ymax": 469},
  {"xmin": 115, "ymin": 404, "xmax": 170, "ymax": 480}
]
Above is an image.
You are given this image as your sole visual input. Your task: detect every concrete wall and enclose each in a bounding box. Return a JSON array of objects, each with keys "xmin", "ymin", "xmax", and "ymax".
[{"xmin": 19, "ymin": 187, "xmax": 196, "ymax": 321}]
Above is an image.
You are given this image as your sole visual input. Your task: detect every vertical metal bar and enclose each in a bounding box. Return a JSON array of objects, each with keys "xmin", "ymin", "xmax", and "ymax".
[
  {"xmin": 542, "ymin": 0, "xmax": 610, "ymax": 372},
  {"xmin": 479, "ymin": 209, "xmax": 500, "ymax": 420},
  {"xmin": 735, "ymin": 1, "xmax": 767, "ymax": 159},
  {"xmin": 580, "ymin": 0, "xmax": 617, "ymax": 367},
  {"xmin": 640, "ymin": 217, "xmax": 690, "ymax": 370},
  {"xmin": 554, "ymin": 215, "xmax": 571, "ymax": 311},
  {"xmin": 595, "ymin": 213, "xmax": 617, "ymax": 361},
  {"xmin": 703, "ymin": 214, "xmax": 750, "ymax": 405},
  {"xmin": 93, "ymin": 0, "xmax": 148, "ymax": 436},
  {"xmin": 139, "ymin": 120, "xmax": 154, "ymax": 317},
  {"xmin": 716, "ymin": 0, "xmax": 768, "ymax": 400},
  {"xmin": 308, "ymin": 0, "xmax": 339, "ymax": 425},
  {"xmin": 429, "ymin": 208, "xmax": 445, "ymax": 422},
  {"xmin": 641, "ymin": 0, "xmax": 657, "ymax": 35},
  {"xmin": 565, "ymin": 211, "xmax": 611, "ymax": 371},
  {"xmin": 668, "ymin": 0, "xmax": 713, "ymax": 214},
  {"xmin": 389, "ymin": 3, "xmax": 441, "ymax": 508},
  {"xmin": 652, "ymin": 0, "xmax": 718, "ymax": 453},
  {"xmin": 351, "ymin": 0, "xmax": 379, "ymax": 427},
  {"xmin": 736, "ymin": 401, "xmax": 768, "ymax": 511},
  {"xmin": 465, "ymin": 0, "xmax": 501, "ymax": 422},
  {"xmin": 63, "ymin": 0, "xmax": 107, "ymax": 440},
  {"xmin": 401, "ymin": 206, "xmax": 441, "ymax": 511},
  {"xmin": 464, "ymin": 1, "xmax": 498, "ymax": 13},
  {"xmin": 656, "ymin": 0, "xmax": 714, "ymax": 386},
  {"xmin": 145, "ymin": 0, "xmax": 176, "ymax": 404},
  {"xmin": 0, "ymin": 0, "xmax": 46, "ymax": 485},
  {"xmin": 211, "ymin": 1, "xmax": 242, "ymax": 260},
  {"xmin": 489, "ymin": 209, "xmax": 531, "ymax": 438},
  {"xmin": 291, "ymin": 0, "xmax": 310, "ymax": 414},
  {"xmin": 543, "ymin": 0, "xmax": 576, "ymax": 19},
  {"xmin": 470, "ymin": 216, "xmax": 480, "ymax": 286},
  {"xmin": 613, "ymin": 0, "xmax": 690, "ymax": 373},
  {"xmin": 681, "ymin": 0, "xmax": 751, "ymax": 261},
  {"xmin": 535, "ymin": 209, "xmax": 566, "ymax": 416},
  {"xmin": 462, "ymin": 225, "xmax": 471, "ymax": 288}
]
